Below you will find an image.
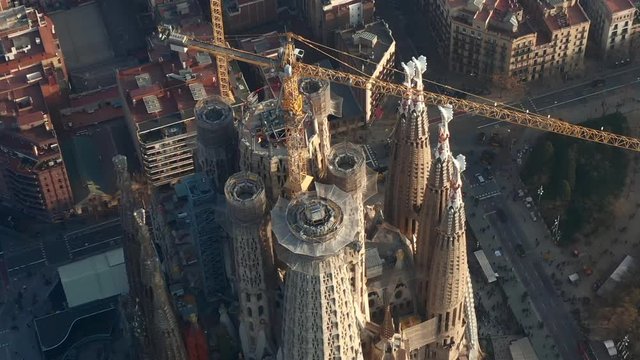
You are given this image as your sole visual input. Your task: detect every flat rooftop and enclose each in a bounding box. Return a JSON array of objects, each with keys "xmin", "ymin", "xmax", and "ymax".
[
  {"xmin": 155, "ymin": 0, "xmax": 203, "ymax": 26},
  {"xmin": 0, "ymin": 6, "xmax": 38, "ymax": 37},
  {"xmin": 62, "ymin": 86, "xmax": 123, "ymax": 128},
  {"xmin": 337, "ymin": 20, "xmax": 395, "ymax": 75},
  {"xmin": 542, "ymin": 3, "xmax": 589, "ymax": 32},
  {"xmin": 35, "ymin": 296, "xmax": 118, "ymax": 351},
  {"xmin": 0, "ymin": 25, "xmax": 46, "ymax": 62},
  {"xmin": 605, "ymin": 0, "xmax": 635, "ymax": 13},
  {"xmin": 0, "ymin": 81, "xmax": 48, "ymax": 128},
  {"xmin": 49, "ymin": 2, "xmax": 114, "ymax": 70},
  {"xmin": 117, "ymin": 55, "xmax": 218, "ymax": 131}
]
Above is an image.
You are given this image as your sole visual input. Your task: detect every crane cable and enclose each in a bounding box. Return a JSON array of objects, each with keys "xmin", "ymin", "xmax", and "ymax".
[{"xmin": 292, "ymin": 34, "xmax": 531, "ymax": 115}]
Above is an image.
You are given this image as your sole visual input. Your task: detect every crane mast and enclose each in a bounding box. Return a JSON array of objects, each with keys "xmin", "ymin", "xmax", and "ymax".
[
  {"xmin": 157, "ymin": 27, "xmax": 640, "ymax": 153},
  {"xmin": 210, "ymin": 0, "xmax": 232, "ymax": 101},
  {"xmin": 280, "ymin": 34, "xmax": 310, "ymax": 197}
]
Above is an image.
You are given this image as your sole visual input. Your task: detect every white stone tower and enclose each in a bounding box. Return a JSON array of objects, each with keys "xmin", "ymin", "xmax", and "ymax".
[
  {"xmin": 425, "ymin": 154, "xmax": 479, "ymax": 360},
  {"xmin": 384, "ymin": 56, "xmax": 431, "ymax": 249},
  {"xmin": 196, "ymin": 96, "xmax": 237, "ymax": 192},
  {"xmin": 326, "ymin": 142, "xmax": 377, "ymax": 324},
  {"xmin": 224, "ymin": 172, "xmax": 278, "ymax": 360},
  {"xmin": 272, "ymin": 183, "xmax": 364, "ymax": 360},
  {"xmin": 416, "ymin": 104, "xmax": 456, "ymax": 309}
]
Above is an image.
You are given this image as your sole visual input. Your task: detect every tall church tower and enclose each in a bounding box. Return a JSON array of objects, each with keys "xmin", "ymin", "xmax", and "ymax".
[
  {"xmin": 425, "ymin": 154, "xmax": 479, "ymax": 360},
  {"xmin": 326, "ymin": 142, "xmax": 372, "ymax": 323},
  {"xmin": 225, "ymin": 172, "xmax": 278, "ymax": 359},
  {"xmin": 416, "ymin": 105, "xmax": 456, "ymax": 308},
  {"xmin": 272, "ymin": 184, "xmax": 364, "ymax": 359},
  {"xmin": 384, "ymin": 56, "xmax": 431, "ymax": 249}
]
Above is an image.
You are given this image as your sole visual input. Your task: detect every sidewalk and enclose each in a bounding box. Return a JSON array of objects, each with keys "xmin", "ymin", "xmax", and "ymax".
[{"xmin": 465, "ymin": 197, "xmax": 561, "ymax": 359}]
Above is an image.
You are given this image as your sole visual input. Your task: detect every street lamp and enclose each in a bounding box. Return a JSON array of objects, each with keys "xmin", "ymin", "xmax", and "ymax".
[{"xmin": 537, "ymin": 185, "xmax": 544, "ymax": 204}]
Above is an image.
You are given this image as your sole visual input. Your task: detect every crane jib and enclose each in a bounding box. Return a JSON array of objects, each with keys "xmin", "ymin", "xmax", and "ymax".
[{"xmin": 167, "ymin": 29, "xmax": 640, "ymax": 153}]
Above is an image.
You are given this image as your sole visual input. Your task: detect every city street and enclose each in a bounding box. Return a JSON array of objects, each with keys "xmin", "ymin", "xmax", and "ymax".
[
  {"xmin": 367, "ymin": 3, "xmax": 640, "ymax": 357},
  {"xmin": 0, "ymin": 217, "xmax": 123, "ymax": 360},
  {"xmin": 0, "ymin": 266, "xmax": 57, "ymax": 360},
  {"xmin": 486, "ymin": 205, "xmax": 580, "ymax": 360},
  {"xmin": 2, "ymin": 218, "xmax": 122, "ymax": 276}
]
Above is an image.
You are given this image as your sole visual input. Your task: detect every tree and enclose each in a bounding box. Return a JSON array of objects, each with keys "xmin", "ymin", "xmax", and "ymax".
[
  {"xmin": 559, "ymin": 180, "xmax": 572, "ymax": 202},
  {"xmin": 565, "ymin": 145, "xmax": 577, "ymax": 189},
  {"xmin": 492, "ymin": 73, "xmax": 526, "ymax": 99},
  {"xmin": 522, "ymin": 140, "xmax": 554, "ymax": 183},
  {"xmin": 542, "ymin": 141, "xmax": 555, "ymax": 163}
]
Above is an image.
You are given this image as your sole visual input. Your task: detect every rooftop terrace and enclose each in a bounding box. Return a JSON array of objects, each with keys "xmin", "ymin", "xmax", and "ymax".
[
  {"xmin": 337, "ymin": 20, "xmax": 395, "ymax": 75},
  {"xmin": 0, "ymin": 6, "xmax": 41, "ymax": 37}
]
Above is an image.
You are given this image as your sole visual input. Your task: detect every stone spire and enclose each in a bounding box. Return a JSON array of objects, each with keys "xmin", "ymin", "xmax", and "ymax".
[
  {"xmin": 425, "ymin": 154, "xmax": 478, "ymax": 360},
  {"xmin": 381, "ymin": 305, "xmax": 395, "ymax": 341},
  {"xmin": 415, "ymin": 104, "xmax": 456, "ymax": 310},
  {"xmin": 134, "ymin": 209, "xmax": 189, "ymax": 360},
  {"xmin": 384, "ymin": 56, "xmax": 431, "ymax": 250}
]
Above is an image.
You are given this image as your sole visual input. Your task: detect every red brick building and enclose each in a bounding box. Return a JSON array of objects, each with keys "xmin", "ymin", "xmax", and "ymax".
[
  {"xmin": 0, "ymin": 85, "xmax": 73, "ymax": 221},
  {"xmin": 0, "ymin": 6, "xmax": 72, "ymax": 220}
]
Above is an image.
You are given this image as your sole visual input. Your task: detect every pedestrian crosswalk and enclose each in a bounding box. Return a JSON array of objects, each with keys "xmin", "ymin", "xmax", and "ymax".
[{"xmin": 477, "ymin": 190, "xmax": 501, "ymax": 200}]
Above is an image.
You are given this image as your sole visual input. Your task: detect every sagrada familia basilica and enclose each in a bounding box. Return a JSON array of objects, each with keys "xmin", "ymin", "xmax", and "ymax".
[{"xmin": 117, "ymin": 55, "xmax": 479, "ymax": 360}]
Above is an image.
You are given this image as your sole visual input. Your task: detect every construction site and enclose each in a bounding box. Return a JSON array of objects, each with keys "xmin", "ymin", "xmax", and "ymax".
[{"xmin": 103, "ymin": 1, "xmax": 640, "ymax": 360}]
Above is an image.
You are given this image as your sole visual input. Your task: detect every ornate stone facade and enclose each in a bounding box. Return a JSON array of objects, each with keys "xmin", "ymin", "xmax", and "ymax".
[
  {"xmin": 416, "ymin": 104, "xmax": 456, "ymax": 310},
  {"xmin": 195, "ymin": 96, "xmax": 238, "ymax": 192},
  {"xmin": 424, "ymin": 155, "xmax": 478, "ymax": 360},
  {"xmin": 272, "ymin": 184, "xmax": 364, "ymax": 359},
  {"xmin": 384, "ymin": 56, "xmax": 431, "ymax": 249},
  {"xmin": 326, "ymin": 142, "xmax": 376, "ymax": 323},
  {"xmin": 225, "ymin": 172, "xmax": 278, "ymax": 359}
]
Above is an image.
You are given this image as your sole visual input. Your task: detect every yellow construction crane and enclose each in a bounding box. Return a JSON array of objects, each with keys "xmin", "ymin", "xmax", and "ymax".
[
  {"xmin": 158, "ymin": 25, "xmax": 640, "ymax": 154},
  {"xmin": 209, "ymin": 0, "xmax": 232, "ymax": 101}
]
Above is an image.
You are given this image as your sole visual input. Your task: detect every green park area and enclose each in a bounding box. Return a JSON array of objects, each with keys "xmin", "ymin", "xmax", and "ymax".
[{"xmin": 520, "ymin": 112, "xmax": 630, "ymax": 244}]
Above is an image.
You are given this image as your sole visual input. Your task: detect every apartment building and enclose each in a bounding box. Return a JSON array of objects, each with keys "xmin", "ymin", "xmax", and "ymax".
[
  {"xmin": 336, "ymin": 20, "xmax": 396, "ymax": 124},
  {"xmin": 430, "ymin": 0, "xmax": 590, "ymax": 81},
  {"xmin": 117, "ymin": 48, "xmax": 218, "ymax": 186},
  {"xmin": 0, "ymin": 85, "xmax": 73, "ymax": 220},
  {"xmin": 223, "ymin": 0, "xmax": 278, "ymax": 33},
  {"xmin": 0, "ymin": 6, "xmax": 68, "ymax": 89},
  {"xmin": 0, "ymin": 6, "xmax": 73, "ymax": 221},
  {"xmin": 300, "ymin": 0, "xmax": 375, "ymax": 44},
  {"xmin": 580, "ymin": 0, "xmax": 638, "ymax": 61}
]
